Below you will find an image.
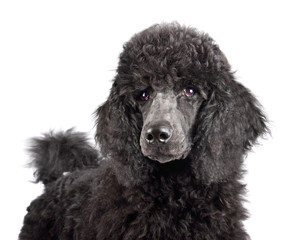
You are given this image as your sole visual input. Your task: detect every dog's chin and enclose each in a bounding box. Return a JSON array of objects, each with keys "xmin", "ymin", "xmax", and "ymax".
[
  {"xmin": 140, "ymin": 140, "xmax": 192, "ymax": 164},
  {"xmin": 144, "ymin": 151, "xmax": 189, "ymax": 164}
]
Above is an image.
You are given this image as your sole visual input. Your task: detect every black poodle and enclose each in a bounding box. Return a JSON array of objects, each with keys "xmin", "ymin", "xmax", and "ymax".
[{"xmin": 19, "ymin": 23, "xmax": 267, "ymax": 240}]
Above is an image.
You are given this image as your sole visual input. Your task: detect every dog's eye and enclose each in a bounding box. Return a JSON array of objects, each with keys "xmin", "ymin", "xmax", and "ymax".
[
  {"xmin": 183, "ymin": 87, "xmax": 195, "ymax": 97},
  {"xmin": 139, "ymin": 91, "xmax": 150, "ymax": 101}
]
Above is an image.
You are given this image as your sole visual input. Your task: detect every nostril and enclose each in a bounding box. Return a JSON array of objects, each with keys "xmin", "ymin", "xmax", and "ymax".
[
  {"xmin": 159, "ymin": 132, "xmax": 170, "ymax": 142},
  {"xmin": 146, "ymin": 133, "xmax": 154, "ymax": 143}
]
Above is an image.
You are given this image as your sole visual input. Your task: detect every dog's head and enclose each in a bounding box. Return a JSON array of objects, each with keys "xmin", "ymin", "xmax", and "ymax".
[{"xmin": 96, "ymin": 23, "xmax": 267, "ymax": 185}]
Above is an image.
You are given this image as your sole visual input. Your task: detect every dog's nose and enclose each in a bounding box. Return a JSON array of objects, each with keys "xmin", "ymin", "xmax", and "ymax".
[{"xmin": 145, "ymin": 123, "xmax": 172, "ymax": 144}]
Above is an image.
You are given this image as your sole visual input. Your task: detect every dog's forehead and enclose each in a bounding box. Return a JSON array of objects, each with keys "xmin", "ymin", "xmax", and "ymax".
[{"xmin": 150, "ymin": 78, "xmax": 175, "ymax": 92}]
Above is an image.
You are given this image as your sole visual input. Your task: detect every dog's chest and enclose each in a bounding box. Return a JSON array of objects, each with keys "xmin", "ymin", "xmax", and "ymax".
[
  {"xmin": 110, "ymin": 185, "xmax": 229, "ymax": 239},
  {"xmin": 81, "ymin": 178, "xmax": 242, "ymax": 240}
]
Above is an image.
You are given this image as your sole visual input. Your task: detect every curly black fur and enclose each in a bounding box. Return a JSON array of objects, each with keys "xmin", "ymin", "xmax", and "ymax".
[
  {"xmin": 19, "ymin": 23, "xmax": 268, "ymax": 240},
  {"xmin": 28, "ymin": 129, "xmax": 99, "ymax": 184}
]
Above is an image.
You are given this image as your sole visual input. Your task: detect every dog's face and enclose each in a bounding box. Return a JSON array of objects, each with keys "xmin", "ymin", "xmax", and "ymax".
[
  {"xmin": 137, "ymin": 85, "xmax": 205, "ymax": 163},
  {"xmin": 96, "ymin": 23, "xmax": 267, "ymax": 185}
]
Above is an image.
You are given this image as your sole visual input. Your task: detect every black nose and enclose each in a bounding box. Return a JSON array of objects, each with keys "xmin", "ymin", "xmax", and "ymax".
[{"xmin": 145, "ymin": 123, "xmax": 172, "ymax": 144}]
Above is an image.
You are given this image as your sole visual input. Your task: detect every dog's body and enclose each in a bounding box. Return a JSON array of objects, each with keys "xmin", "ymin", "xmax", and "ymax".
[{"xmin": 20, "ymin": 23, "xmax": 267, "ymax": 240}]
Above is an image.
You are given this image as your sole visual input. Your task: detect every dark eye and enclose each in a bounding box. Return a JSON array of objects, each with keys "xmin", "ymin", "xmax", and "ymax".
[
  {"xmin": 183, "ymin": 87, "xmax": 195, "ymax": 97},
  {"xmin": 139, "ymin": 91, "xmax": 150, "ymax": 101}
]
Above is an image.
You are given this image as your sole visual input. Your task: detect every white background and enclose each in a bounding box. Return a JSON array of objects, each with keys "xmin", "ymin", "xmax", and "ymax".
[{"xmin": 1, "ymin": 1, "xmax": 296, "ymax": 239}]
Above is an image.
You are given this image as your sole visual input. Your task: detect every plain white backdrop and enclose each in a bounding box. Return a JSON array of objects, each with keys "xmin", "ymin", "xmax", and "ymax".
[{"xmin": 1, "ymin": 0, "xmax": 296, "ymax": 239}]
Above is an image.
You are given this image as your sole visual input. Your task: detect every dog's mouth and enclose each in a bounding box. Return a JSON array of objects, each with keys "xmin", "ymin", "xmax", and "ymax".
[
  {"xmin": 147, "ymin": 154, "xmax": 183, "ymax": 163},
  {"xmin": 143, "ymin": 146, "xmax": 191, "ymax": 164}
]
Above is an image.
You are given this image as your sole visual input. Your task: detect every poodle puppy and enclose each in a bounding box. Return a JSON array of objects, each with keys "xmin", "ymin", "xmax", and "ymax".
[{"xmin": 19, "ymin": 23, "xmax": 267, "ymax": 240}]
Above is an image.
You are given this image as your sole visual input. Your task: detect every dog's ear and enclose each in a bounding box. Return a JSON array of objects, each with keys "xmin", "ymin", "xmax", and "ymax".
[
  {"xmin": 95, "ymin": 79, "xmax": 153, "ymax": 186},
  {"xmin": 192, "ymin": 73, "xmax": 268, "ymax": 183}
]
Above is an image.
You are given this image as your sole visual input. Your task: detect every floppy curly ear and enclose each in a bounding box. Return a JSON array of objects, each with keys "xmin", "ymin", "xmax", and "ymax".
[
  {"xmin": 95, "ymin": 80, "xmax": 154, "ymax": 186},
  {"xmin": 192, "ymin": 74, "xmax": 267, "ymax": 183}
]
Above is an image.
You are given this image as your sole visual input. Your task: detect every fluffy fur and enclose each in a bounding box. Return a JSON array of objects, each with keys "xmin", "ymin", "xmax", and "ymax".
[
  {"xmin": 19, "ymin": 23, "xmax": 267, "ymax": 240},
  {"xmin": 27, "ymin": 129, "xmax": 99, "ymax": 184}
]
